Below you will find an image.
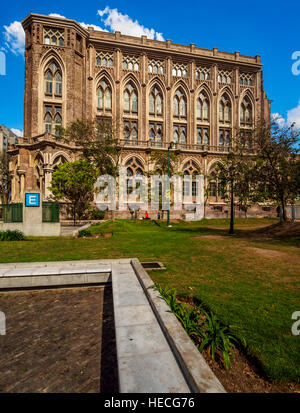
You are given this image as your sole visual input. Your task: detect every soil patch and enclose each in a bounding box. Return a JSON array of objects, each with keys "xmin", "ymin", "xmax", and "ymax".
[
  {"xmin": 191, "ymin": 235, "xmax": 226, "ymax": 240},
  {"xmin": 179, "ymin": 296, "xmax": 300, "ymax": 393},
  {"xmin": 248, "ymin": 247, "xmax": 297, "ymax": 260}
]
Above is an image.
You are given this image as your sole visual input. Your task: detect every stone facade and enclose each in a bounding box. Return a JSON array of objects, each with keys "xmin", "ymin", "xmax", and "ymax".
[{"xmin": 8, "ymin": 13, "xmax": 274, "ymax": 218}]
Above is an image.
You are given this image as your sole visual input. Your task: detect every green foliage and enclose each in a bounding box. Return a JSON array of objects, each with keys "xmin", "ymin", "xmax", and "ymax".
[
  {"xmin": 49, "ymin": 160, "xmax": 99, "ymax": 223},
  {"xmin": 0, "ymin": 230, "xmax": 25, "ymax": 241},
  {"xmin": 78, "ymin": 229, "xmax": 92, "ymax": 238},
  {"xmin": 152, "ymin": 283, "xmax": 245, "ymax": 369},
  {"xmin": 61, "ymin": 118, "xmax": 121, "ymax": 177},
  {"xmin": 90, "ymin": 208, "xmax": 105, "ymax": 220}
]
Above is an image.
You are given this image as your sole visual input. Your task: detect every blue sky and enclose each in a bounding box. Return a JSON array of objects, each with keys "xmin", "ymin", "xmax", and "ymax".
[{"xmin": 1, "ymin": 0, "xmax": 300, "ymax": 136}]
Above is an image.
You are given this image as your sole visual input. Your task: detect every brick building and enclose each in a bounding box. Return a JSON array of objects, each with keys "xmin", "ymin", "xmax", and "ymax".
[{"xmin": 8, "ymin": 13, "xmax": 274, "ymax": 218}]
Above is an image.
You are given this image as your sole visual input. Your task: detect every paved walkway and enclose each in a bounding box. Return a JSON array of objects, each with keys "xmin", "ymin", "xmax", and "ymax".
[{"xmin": 0, "ymin": 258, "xmax": 225, "ymax": 393}]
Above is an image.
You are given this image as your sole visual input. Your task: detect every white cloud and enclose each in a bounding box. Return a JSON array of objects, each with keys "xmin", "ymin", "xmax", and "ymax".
[
  {"xmin": 78, "ymin": 22, "xmax": 106, "ymax": 32},
  {"xmin": 98, "ymin": 6, "xmax": 164, "ymax": 41},
  {"xmin": 272, "ymin": 112, "xmax": 286, "ymax": 127},
  {"xmin": 48, "ymin": 13, "xmax": 66, "ymax": 19},
  {"xmin": 11, "ymin": 128, "xmax": 23, "ymax": 137},
  {"xmin": 287, "ymin": 100, "xmax": 300, "ymax": 129},
  {"xmin": 272, "ymin": 101, "xmax": 300, "ymax": 129},
  {"xmin": 3, "ymin": 21, "xmax": 25, "ymax": 56}
]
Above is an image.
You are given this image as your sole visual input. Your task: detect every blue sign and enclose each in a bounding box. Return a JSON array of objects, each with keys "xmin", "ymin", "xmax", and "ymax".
[{"xmin": 25, "ymin": 193, "xmax": 40, "ymax": 207}]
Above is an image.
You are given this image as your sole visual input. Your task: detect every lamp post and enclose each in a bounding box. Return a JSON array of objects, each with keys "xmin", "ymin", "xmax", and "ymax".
[{"xmin": 167, "ymin": 142, "xmax": 175, "ymax": 227}]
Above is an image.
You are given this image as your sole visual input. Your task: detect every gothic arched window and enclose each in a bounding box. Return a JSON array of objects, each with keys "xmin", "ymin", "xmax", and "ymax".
[
  {"xmin": 124, "ymin": 82, "xmax": 138, "ymax": 114},
  {"xmin": 97, "ymin": 79, "xmax": 112, "ymax": 113},
  {"xmin": 219, "ymin": 94, "xmax": 231, "ymax": 124},
  {"xmin": 44, "ymin": 61, "xmax": 62, "ymax": 98},
  {"xmin": 173, "ymin": 88, "xmax": 187, "ymax": 119},
  {"xmin": 196, "ymin": 92, "xmax": 209, "ymax": 121},
  {"xmin": 149, "ymin": 86, "xmax": 163, "ymax": 116},
  {"xmin": 240, "ymin": 96, "xmax": 253, "ymax": 125}
]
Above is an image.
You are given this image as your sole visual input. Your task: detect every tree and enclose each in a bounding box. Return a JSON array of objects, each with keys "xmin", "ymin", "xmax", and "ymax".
[
  {"xmin": 48, "ymin": 160, "xmax": 99, "ymax": 224},
  {"xmin": 61, "ymin": 117, "xmax": 122, "ymax": 176},
  {"xmin": 253, "ymin": 121, "xmax": 300, "ymax": 221},
  {"xmin": 0, "ymin": 153, "xmax": 11, "ymax": 204}
]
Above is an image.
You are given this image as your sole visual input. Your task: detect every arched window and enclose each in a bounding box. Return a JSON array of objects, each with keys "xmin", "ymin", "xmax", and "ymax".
[
  {"xmin": 44, "ymin": 105, "xmax": 62, "ymax": 136},
  {"xmin": 44, "ymin": 60, "xmax": 62, "ymax": 98},
  {"xmin": 124, "ymin": 82, "xmax": 138, "ymax": 114},
  {"xmin": 208, "ymin": 164, "xmax": 225, "ymax": 199},
  {"xmin": 197, "ymin": 92, "xmax": 210, "ymax": 121},
  {"xmin": 124, "ymin": 121, "xmax": 138, "ymax": 143},
  {"xmin": 173, "ymin": 88, "xmax": 187, "ymax": 119},
  {"xmin": 97, "ymin": 79, "xmax": 112, "ymax": 113},
  {"xmin": 240, "ymin": 96, "xmax": 253, "ymax": 125},
  {"xmin": 219, "ymin": 94, "xmax": 231, "ymax": 124},
  {"xmin": 125, "ymin": 157, "xmax": 144, "ymax": 195},
  {"xmin": 149, "ymin": 85, "xmax": 163, "ymax": 116},
  {"xmin": 182, "ymin": 160, "xmax": 200, "ymax": 197}
]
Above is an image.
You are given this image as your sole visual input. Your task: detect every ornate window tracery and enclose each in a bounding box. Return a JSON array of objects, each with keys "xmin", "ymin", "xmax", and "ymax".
[
  {"xmin": 172, "ymin": 62, "xmax": 188, "ymax": 78},
  {"xmin": 44, "ymin": 28, "xmax": 64, "ymax": 46},
  {"xmin": 218, "ymin": 69, "xmax": 232, "ymax": 84},
  {"xmin": 195, "ymin": 66, "xmax": 210, "ymax": 81},
  {"xmin": 148, "ymin": 59, "xmax": 164, "ymax": 75},
  {"xmin": 239, "ymin": 72, "xmax": 253, "ymax": 86},
  {"xmin": 96, "ymin": 51, "xmax": 114, "ymax": 68},
  {"xmin": 123, "ymin": 55, "xmax": 140, "ymax": 71}
]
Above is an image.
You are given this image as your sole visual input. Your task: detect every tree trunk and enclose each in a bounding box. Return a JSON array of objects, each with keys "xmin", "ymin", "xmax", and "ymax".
[
  {"xmin": 281, "ymin": 199, "xmax": 287, "ymax": 222},
  {"xmin": 73, "ymin": 204, "xmax": 76, "ymax": 226}
]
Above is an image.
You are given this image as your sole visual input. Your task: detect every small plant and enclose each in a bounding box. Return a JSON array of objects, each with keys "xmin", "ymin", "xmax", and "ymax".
[
  {"xmin": 78, "ymin": 228, "xmax": 92, "ymax": 238},
  {"xmin": 196, "ymin": 310, "xmax": 245, "ymax": 370},
  {"xmin": 152, "ymin": 283, "xmax": 246, "ymax": 370},
  {"xmin": 0, "ymin": 230, "xmax": 25, "ymax": 241}
]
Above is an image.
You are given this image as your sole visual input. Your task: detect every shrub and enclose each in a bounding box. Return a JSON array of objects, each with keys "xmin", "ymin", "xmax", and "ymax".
[
  {"xmin": 0, "ymin": 230, "xmax": 25, "ymax": 241},
  {"xmin": 152, "ymin": 283, "xmax": 245, "ymax": 370},
  {"xmin": 78, "ymin": 228, "xmax": 92, "ymax": 238},
  {"xmin": 91, "ymin": 208, "xmax": 105, "ymax": 220}
]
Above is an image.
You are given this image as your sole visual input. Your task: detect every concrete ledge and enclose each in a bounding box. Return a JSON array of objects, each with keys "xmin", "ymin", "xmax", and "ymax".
[
  {"xmin": 0, "ymin": 258, "xmax": 226, "ymax": 393},
  {"xmin": 131, "ymin": 258, "xmax": 226, "ymax": 393},
  {"xmin": 73, "ymin": 222, "xmax": 92, "ymax": 237}
]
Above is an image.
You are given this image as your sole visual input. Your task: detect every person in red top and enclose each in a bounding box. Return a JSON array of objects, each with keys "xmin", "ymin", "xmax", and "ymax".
[{"xmin": 145, "ymin": 211, "xmax": 150, "ymax": 219}]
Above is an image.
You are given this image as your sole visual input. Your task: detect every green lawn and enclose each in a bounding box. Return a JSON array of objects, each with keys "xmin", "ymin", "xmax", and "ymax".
[{"xmin": 0, "ymin": 218, "xmax": 299, "ymax": 383}]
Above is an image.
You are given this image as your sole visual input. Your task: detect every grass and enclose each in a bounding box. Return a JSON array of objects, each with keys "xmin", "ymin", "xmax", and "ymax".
[{"xmin": 0, "ymin": 217, "xmax": 299, "ymax": 383}]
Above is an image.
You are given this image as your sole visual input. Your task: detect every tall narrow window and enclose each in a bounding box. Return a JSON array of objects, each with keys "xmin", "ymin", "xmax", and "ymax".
[
  {"xmin": 44, "ymin": 105, "xmax": 62, "ymax": 136},
  {"xmin": 149, "ymin": 85, "xmax": 163, "ymax": 116},
  {"xmin": 240, "ymin": 96, "xmax": 253, "ymax": 126},
  {"xmin": 219, "ymin": 94, "xmax": 231, "ymax": 124},
  {"xmin": 44, "ymin": 60, "xmax": 62, "ymax": 98},
  {"xmin": 197, "ymin": 92, "xmax": 209, "ymax": 121},
  {"xmin": 97, "ymin": 79, "xmax": 112, "ymax": 113},
  {"xmin": 173, "ymin": 88, "xmax": 187, "ymax": 119},
  {"xmin": 124, "ymin": 82, "xmax": 138, "ymax": 114}
]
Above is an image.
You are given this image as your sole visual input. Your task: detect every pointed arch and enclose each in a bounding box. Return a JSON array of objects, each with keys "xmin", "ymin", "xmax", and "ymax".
[
  {"xmin": 173, "ymin": 86, "xmax": 187, "ymax": 119},
  {"xmin": 239, "ymin": 89, "xmax": 255, "ymax": 126}
]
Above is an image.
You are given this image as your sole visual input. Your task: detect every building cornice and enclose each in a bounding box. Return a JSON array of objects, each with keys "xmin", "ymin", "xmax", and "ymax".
[{"xmin": 21, "ymin": 13, "xmax": 262, "ymax": 70}]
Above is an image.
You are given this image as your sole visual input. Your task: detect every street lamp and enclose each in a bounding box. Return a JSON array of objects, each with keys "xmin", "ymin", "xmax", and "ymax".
[
  {"xmin": 167, "ymin": 141, "xmax": 175, "ymax": 227},
  {"xmin": 229, "ymin": 166, "xmax": 234, "ymax": 235}
]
